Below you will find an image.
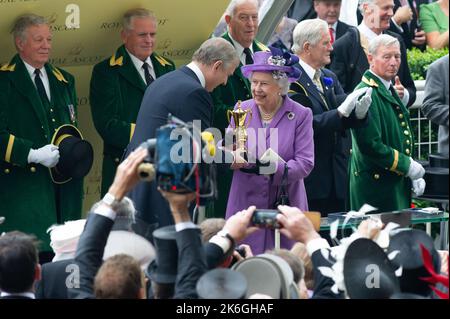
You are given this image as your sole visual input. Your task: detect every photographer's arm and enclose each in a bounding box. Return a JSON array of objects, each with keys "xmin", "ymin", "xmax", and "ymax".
[
  {"xmin": 205, "ymin": 206, "xmax": 258, "ymax": 269},
  {"xmin": 158, "ymin": 190, "xmax": 207, "ymax": 299},
  {"xmin": 68, "ymin": 148, "xmax": 147, "ymax": 299}
]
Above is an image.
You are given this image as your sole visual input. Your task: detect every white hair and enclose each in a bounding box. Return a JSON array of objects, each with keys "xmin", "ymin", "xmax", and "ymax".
[
  {"xmin": 368, "ymin": 34, "xmax": 400, "ymax": 56},
  {"xmin": 225, "ymin": 0, "xmax": 259, "ymax": 17},
  {"xmin": 292, "ymin": 18, "xmax": 328, "ymax": 54},
  {"xmin": 358, "ymin": 0, "xmax": 376, "ymax": 15},
  {"xmin": 11, "ymin": 14, "xmax": 47, "ymax": 41}
]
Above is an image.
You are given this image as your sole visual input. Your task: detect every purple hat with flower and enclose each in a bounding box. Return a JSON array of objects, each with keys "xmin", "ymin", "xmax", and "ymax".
[{"xmin": 241, "ymin": 46, "xmax": 301, "ymax": 82}]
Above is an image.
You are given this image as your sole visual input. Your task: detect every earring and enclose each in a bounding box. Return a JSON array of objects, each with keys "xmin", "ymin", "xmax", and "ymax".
[{"xmin": 278, "ymin": 92, "xmax": 282, "ymax": 96}]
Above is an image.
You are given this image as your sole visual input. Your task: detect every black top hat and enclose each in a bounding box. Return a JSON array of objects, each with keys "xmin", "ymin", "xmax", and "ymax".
[
  {"xmin": 146, "ymin": 225, "xmax": 178, "ymax": 284},
  {"xmin": 196, "ymin": 268, "xmax": 247, "ymax": 299},
  {"xmin": 344, "ymin": 238, "xmax": 400, "ymax": 299},
  {"xmin": 50, "ymin": 124, "xmax": 94, "ymax": 184},
  {"xmin": 387, "ymin": 229, "xmax": 441, "ymax": 296}
]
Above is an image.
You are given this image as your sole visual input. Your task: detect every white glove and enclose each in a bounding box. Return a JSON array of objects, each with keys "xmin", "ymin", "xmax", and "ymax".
[
  {"xmin": 27, "ymin": 144, "xmax": 60, "ymax": 168},
  {"xmin": 407, "ymin": 159, "xmax": 425, "ymax": 180},
  {"xmin": 337, "ymin": 87, "xmax": 369, "ymax": 117},
  {"xmin": 412, "ymin": 178, "xmax": 426, "ymax": 197},
  {"xmin": 355, "ymin": 88, "xmax": 373, "ymax": 119}
]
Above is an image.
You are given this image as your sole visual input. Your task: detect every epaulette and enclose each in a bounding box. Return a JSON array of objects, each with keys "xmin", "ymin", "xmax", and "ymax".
[
  {"xmin": 362, "ymin": 76, "xmax": 379, "ymax": 88},
  {"xmin": 255, "ymin": 41, "xmax": 269, "ymax": 52},
  {"xmin": 109, "ymin": 53, "xmax": 123, "ymax": 67},
  {"xmin": 0, "ymin": 63, "xmax": 16, "ymax": 72},
  {"xmin": 154, "ymin": 54, "xmax": 173, "ymax": 67},
  {"xmin": 52, "ymin": 67, "xmax": 68, "ymax": 83}
]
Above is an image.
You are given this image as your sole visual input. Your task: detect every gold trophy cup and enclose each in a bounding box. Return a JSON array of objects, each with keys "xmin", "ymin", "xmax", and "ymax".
[{"xmin": 227, "ymin": 100, "xmax": 252, "ymax": 161}]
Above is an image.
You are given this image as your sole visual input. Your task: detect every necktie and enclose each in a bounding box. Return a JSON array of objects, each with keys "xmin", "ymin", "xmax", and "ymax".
[
  {"xmin": 313, "ymin": 70, "xmax": 329, "ymax": 109},
  {"xmin": 389, "ymin": 84, "xmax": 398, "ymax": 97},
  {"xmin": 313, "ymin": 70, "xmax": 324, "ymax": 94},
  {"xmin": 243, "ymin": 47, "xmax": 253, "ymax": 65},
  {"xmin": 142, "ymin": 62, "xmax": 154, "ymax": 86},
  {"xmin": 34, "ymin": 69, "xmax": 49, "ymax": 104},
  {"xmin": 329, "ymin": 27, "xmax": 335, "ymax": 44}
]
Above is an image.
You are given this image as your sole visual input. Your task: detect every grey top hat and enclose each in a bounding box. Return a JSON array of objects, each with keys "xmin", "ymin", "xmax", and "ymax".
[{"xmin": 196, "ymin": 268, "xmax": 247, "ymax": 299}]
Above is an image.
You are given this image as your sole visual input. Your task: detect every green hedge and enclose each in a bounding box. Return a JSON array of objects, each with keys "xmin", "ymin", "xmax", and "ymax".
[{"xmin": 407, "ymin": 47, "xmax": 448, "ymax": 80}]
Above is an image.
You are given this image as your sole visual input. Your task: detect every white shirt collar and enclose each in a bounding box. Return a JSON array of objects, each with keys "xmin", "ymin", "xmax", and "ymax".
[
  {"xmin": 299, "ymin": 58, "xmax": 317, "ymax": 81},
  {"xmin": 186, "ymin": 62, "xmax": 206, "ymax": 88},
  {"xmin": 369, "ymin": 70, "xmax": 392, "ymax": 90},
  {"xmin": 228, "ymin": 33, "xmax": 253, "ymax": 65},
  {"xmin": 127, "ymin": 49, "xmax": 156, "ymax": 81},
  {"xmin": 330, "ymin": 21, "xmax": 338, "ymax": 31},
  {"xmin": 23, "ymin": 59, "xmax": 49, "ymax": 80},
  {"xmin": 1, "ymin": 291, "xmax": 35, "ymax": 299},
  {"xmin": 22, "ymin": 59, "xmax": 51, "ymax": 100},
  {"xmin": 358, "ymin": 21, "xmax": 380, "ymax": 41}
]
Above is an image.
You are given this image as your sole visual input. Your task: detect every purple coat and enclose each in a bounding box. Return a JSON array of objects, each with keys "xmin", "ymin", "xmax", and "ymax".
[{"xmin": 225, "ymin": 97, "xmax": 314, "ymax": 254}]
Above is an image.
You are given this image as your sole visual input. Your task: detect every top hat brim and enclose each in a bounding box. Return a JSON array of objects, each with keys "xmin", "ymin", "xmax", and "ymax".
[
  {"xmin": 196, "ymin": 269, "xmax": 247, "ymax": 299},
  {"xmin": 50, "ymin": 124, "xmax": 93, "ymax": 184}
]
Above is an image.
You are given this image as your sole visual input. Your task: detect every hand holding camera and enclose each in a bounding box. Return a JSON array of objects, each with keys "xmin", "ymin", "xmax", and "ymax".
[{"xmin": 108, "ymin": 147, "xmax": 148, "ymax": 201}]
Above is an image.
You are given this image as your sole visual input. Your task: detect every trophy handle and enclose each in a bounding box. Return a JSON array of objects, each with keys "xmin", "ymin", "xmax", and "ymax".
[{"xmin": 227, "ymin": 109, "xmax": 233, "ymax": 127}]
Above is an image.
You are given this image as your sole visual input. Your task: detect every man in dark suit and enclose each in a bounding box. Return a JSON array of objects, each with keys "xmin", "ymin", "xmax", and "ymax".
[
  {"xmin": 0, "ymin": 14, "xmax": 83, "ymax": 255},
  {"xmin": 90, "ymin": 8, "xmax": 175, "ymax": 196},
  {"xmin": 0, "ymin": 231, "xmax": 40, "ymax": 299},
  {"xmin": 125, "ymin": 38, "xmax": 239, "ymax": 236},
  {"xmin": 390, "ymin": 0, "xmax": 427, "ymax": 50},
  {"xmin": 330, "ymin": 0, "xmax": 416, "ymax": 107},
  {"xmin": 313, "ymin": 0, "xmax": 351, "ymax": 44},
  {"xmin": 290, "ymin": 19, "xmax": 372, "ymax": 216}
]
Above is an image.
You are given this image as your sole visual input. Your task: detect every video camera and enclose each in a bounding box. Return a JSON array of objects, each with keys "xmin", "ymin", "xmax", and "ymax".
[{"xmin": 137, "ymin": 114, "xmax": 217, "ymax": 202}]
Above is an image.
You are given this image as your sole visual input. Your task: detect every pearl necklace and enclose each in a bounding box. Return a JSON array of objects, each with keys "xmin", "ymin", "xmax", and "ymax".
[{"xmin": 258, "ymin": 99, "xmax": 283, "ymax": 121}]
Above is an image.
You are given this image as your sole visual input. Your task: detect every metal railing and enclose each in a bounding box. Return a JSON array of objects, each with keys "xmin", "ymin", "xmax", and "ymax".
[{"xmin": 410, "ymin": 80, "xmax": 439, "ymax": 160}]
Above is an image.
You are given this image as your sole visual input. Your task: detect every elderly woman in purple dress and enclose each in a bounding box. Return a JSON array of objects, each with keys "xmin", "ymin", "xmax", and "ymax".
[{"xmin": 225, "ymin": 48, "xmax": 314, "ymax": 254}]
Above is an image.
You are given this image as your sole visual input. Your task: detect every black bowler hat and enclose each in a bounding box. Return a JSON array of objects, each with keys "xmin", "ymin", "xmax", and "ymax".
[
  {"xmin": 196, "ymin": 268, "xmax": 247, "ymax": 299},
  {"xmin": 387, "ymin": 229, "xmax": 441, "ymax": 296},
  {"xmin": 344, "ymin": 238, "xmax": 400, "ymax": 299},
  {"xmin": 146, "ymin": 225, "xmax": 178, "ymax": 284},
  {"xmin": 50, "ymin": 124, "xmax": 93, "ymax": 184}
]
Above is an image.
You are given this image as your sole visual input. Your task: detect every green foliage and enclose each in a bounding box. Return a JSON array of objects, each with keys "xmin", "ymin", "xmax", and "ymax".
[{"xmin": 407, "ymin": 47, "xmax": 449, "ymax": 80}]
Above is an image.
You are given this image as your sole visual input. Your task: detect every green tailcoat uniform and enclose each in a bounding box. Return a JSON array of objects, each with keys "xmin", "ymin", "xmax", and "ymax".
[
  {"xmin": 350, "ymin": 71, "xmax": 414, "ymax": 212},
  {"xmin": 90, "ymin": 45, "xmax": 175, "ymax": 196},
  {"xmin": 0, "ymin": 55, "xmax": 82, "ymax": 250},
  {"xmin": 208, "ymin": 33, "xmax": 268, "ymax": 218}
]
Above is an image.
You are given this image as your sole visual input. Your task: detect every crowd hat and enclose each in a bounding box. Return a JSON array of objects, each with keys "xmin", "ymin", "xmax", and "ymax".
[
  {"xmin": 344, "ymin": 238, "xmax": 400, "ymax": 299},
  {"xmin": 146, "ymin": 225, "xmax": 178, "ymax": 284},
  {"xmin": 387, "ymin": 229, "xmax": 441, "ymax": 296},
  {"xmin": 196, "ymin": 268, "xmax": 247, "ymax": 299}
]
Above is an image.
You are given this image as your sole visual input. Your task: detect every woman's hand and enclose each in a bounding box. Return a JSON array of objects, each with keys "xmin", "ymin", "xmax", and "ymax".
[{"xmin": 231, "ymin": 150, "xmax": 248, "ymax": 170}]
